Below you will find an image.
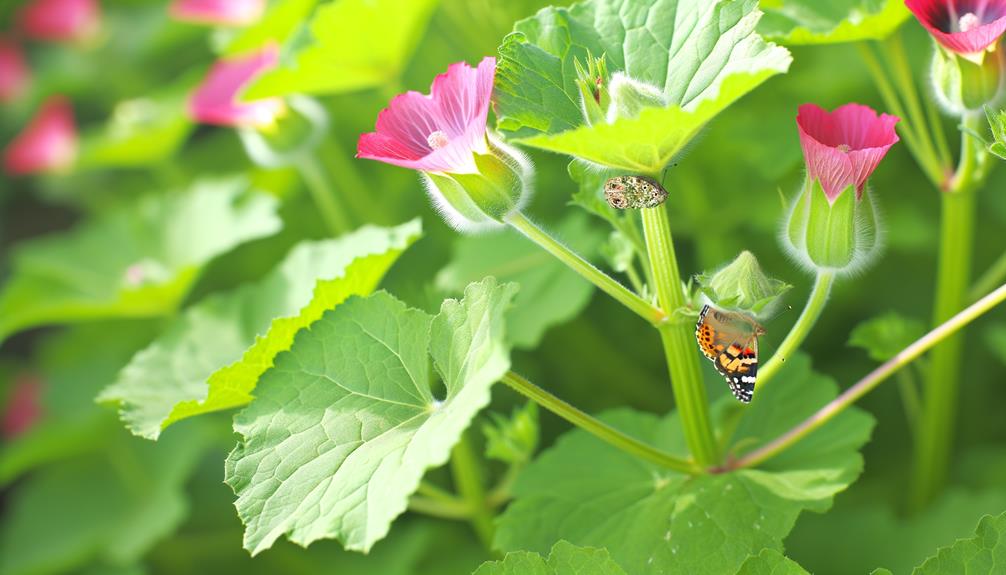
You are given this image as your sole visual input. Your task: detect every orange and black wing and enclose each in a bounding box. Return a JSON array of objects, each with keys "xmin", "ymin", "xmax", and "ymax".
[{"xmin": 695, "ymin": 305, "xmax": 758, "ymax": 403}]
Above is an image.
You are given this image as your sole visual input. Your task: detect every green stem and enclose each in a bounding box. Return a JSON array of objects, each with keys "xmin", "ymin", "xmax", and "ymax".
[
  {"xmin": 296, "ymin": 154, "xmax": 353, "ymax": 236},
  {"xmin": 729, "ymin": 281, "xmax": 1006, "ymax": 470},
  {"xmin": 505, "ymin": 211, "xmax": 667, "ymax": 324},
  {"xmin": 450, "ymin": 432, "xmax": 494, "ymax": 548},
  {"xmin": 896, "ymin": 368, "xmax": 922, "ymax": 440},
  {"xmin": 640, "ymin": 205, "xmax": 720, "ymax": 466},
  {"xmin": 500, "ymin": 372, "xmax": 700, "ymax": 474},
  {"xmin": 886, "ymin": 33, "xmax": 948, "ymax": 183},
  {"xmin": 970, "ymin": 249, "xmax": 1006, "ymax": 302},
  {"xmin": 408, "ymin": 495, "xmax": 471, "ymax": 520},
  {"xmin": 910, "ymin": 112, "xmax": 986, "ymax": 510},
  {"xmin": 758, "ymin": 270, "xmax": 836, "ymax": 386}
]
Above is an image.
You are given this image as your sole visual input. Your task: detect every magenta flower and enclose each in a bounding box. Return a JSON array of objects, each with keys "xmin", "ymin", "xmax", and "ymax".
[
  {"xmin": 3, "ymin": 96, "xmax": 78, "ymax": 175},
  {"xmin": 17, "ymin": 0, "xmax": 100, "ymax": 43},
  {"xmin": 796, "ymin": 103, "xmax": 900, "ymax": 203},
  {"xmin": 357, "ymin": 57, "xmax": 496, "ymax": 174},
  {"xmin": 2, "ymin": 374, "xmax": 43, "ymax": 439},
  {"xmin": 169, "ymin": 0, "xmax": 266, "ymax": 27},
  {"xmin": 188, "ymin": 44, "xmax": 284, "ymax": 128},
  {"xmin": 906, "ymin": 0, "xmax": 1006, "ymax": 57},
  {"xmin": 0, "ymin": 37, "xmax": 29, "ymax": 103}
]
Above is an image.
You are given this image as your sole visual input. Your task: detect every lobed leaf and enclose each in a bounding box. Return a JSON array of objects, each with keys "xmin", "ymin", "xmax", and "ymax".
[
  {"xmin": 758, "ymin": 0, "xmax": 910, "ymax": 45},
  {"xmin": 99, "ymin": 221, "xmax": 421, "ymax": 439},
  {"xmin": 474, "ymin": 540, "xmax": 628, "ymax": 575},
  {"xmin": 225, "ymin": 278, "xmax": 518, "ymax": 554},
  {"xmin": 913, "ymin": 511, "xmax": 1006, "ymax": 574},
  {"xmin": 737, "ymin": 549, "xmax": 810, "ymax": 575}
]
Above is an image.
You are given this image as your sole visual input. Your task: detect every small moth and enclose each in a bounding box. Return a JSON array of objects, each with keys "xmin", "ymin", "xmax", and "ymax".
[{"xmin": 604, "ymin": 176, "xmax": 668, "ymax": 209}]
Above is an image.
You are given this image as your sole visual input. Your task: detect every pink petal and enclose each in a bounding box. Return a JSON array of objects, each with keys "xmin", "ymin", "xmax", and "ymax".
[
  {"xmin": 188, "ymin": 44, "xmax": 284, "ymax": 128},
  {"xmin": 3, "ymin": 96, "xmax": 78, "ymax": 175},
  {"xmin": 906, "ymin": 0, "xmax": 1006, "ymax": 54},
  {"xmin": 797, "ymin": 103, "xmax": 900, "ymax": 202},
  {"xmin": 17, "ymin": 0, "xmax": 100, "ymax": 43},
  {"xmin": 356, "ymin": 56, "xmax": 495, "ymax": 174},
  {"xmin": 2, "ymin": 374, "xmax": 44, "ymax": 439},
  {"xmin": 169, "ymin": 0, "xmax": 266, "ymax": 27},
  {"xmin": 0, "ymin": 37, "xmax": 30, "ymax": 103}
]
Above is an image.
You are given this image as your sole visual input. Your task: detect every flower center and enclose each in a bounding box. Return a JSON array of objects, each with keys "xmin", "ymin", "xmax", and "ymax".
[
  {"xmin": 427, "ymin": 130, "xmax": 449, "ymax": 150},
  {"xmin": 959, "ymin": 12, "xmax": 980, "ymax": 33},
  {"xmin": 837, "ymin": 144, "xmax": 851, "ymax": 153}
]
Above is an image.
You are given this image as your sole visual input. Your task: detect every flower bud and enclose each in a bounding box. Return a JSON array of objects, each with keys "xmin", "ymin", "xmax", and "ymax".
[
  {"xmin": 574, "ymin": 52, "xmax": 610, "ymax": 126},
  {"xmin": 695, "ymin": 251, "xmax": 791, "ymax": 317},
  {"xmin": 785, "ymin": 179, "xmax": 883, "ymax": 272},
  {"xmin": 605, "ymin": 73, "xmax": 665, "ymax": 123},
  {"xmin": 931, "ymin": 46, "xmax": 1005, "ymax": 114}
]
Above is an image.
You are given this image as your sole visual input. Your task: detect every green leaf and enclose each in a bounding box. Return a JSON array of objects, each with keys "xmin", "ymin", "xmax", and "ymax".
[
  {"xmin": 436, "ymin": 214, "xmax": 604, "ymax": 348},
  {"xmin": 225, "ymin": 278, "xmax": 518, "ymax": 554},
  {"xmin": 244, "ymin": 0, "xmax": 439, "ymax": 99},
  {"xmin": 0, "ymin": 179, "xmax": 281, "ymax": 344},
  {"xmin": 913, "ymin": 511, "xmax": 1006, "ymax": 574},
  {"xmin": 0, "ymin": 425, "xmax": 210, "ymax": 575},
  {"xmin": 849, "ymin": 311, "xmax": 926, "ymax": 362},
  {"xmin": 988, "ymin": 107, "xmax": 1006, "ymax": 160},
  {"xmin": 223, "ymin": 0, "xmax": 319, "ymax": 56},
  {"xmin": 495, "ymin": 354, "xmax": 874, "ymax": 575},
  {"xmin": 758, "ymin": 0, "xmax": 911, "ymax": 45},
  {"xmin": 737, "ymin": 549, "xmax": 810, "ymax": 575},
  {"xmin": 494, "ymin": 0, "xmax": 791, "ymax": 172},
  {"xmin": 99, "ymin": 221, "xmax": 421, "ymax": 439},
  {"xmin": 483, "ymin": 401, "xmax": 539, "ymax": 465},
  {"xmin": 474, "ymin": 540, "xmax": 628, "ymax": 575}
]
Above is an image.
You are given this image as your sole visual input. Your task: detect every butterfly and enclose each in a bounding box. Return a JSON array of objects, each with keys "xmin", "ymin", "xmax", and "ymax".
[
  {"xmin": 604, "ymin": 176, "xmax": 668, "ymax": 209},
  {"xmin": 695, "ymin": 304, "xmax": 765, "ymax": 403}
]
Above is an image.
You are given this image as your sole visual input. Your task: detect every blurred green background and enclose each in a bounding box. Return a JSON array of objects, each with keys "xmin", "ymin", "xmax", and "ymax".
[{"xmin": 2, "ymin": 1, "xmax": 1006, "ymax": 574}]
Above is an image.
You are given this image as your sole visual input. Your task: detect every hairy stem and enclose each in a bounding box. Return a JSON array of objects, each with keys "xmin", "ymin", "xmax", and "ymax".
[
  {"xmin": 641, "ymin": 205, "xmax": 720, "ymax": 466},
  {"xmin": 505, "ymin": 211, "xmax": 667, "ymax": 324},
  {"xmin": 500, "ymin": 372, "xmax": 700, "ymax": 474},
  {"xmin": 730, "ymin": 281, "xmax": 1006, "ymax": 470},
  {"xmin": 758, "ymin": 270, "xmax": 836, "ymax": 386}
]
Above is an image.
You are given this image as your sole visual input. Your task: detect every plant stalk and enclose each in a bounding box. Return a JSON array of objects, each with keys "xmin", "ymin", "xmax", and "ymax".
[
  {"xmin": 296, "ymin": 154, "xmax": 353, "ymax": 236},
  {"xmin": 449, "ymin": 432, "xmax": 495, "ymax": 548},
  {"xmin": 758, "ymin": 270, "xmax": 835, "ymax": 386}
]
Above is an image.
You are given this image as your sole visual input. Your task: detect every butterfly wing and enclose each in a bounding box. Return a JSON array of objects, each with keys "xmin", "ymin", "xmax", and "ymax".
[
  {"xmin": 695, "ymin": 305, "xmax": 720, "ymax": 361},
  {"xmin": 695, "ymin": 305, "xmax": 759, "ymax": 404}
]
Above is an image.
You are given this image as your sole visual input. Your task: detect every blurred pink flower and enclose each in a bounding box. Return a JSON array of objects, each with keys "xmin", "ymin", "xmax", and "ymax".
[
  {"xmin": 17, "ymin": 0, "xmax": 101, "ymax": 43},
  {"xmin": 356, "ymin": 56, "xmax": 496, "ymax": 174},
  {"xmin": 188, "ymin": 44, "xmax": 284, "ymax": 128},
  {"xmin": 797, "ymin": 103, "xmax": 900, "ymax": 203},
  {"xmin": 906, "ymin": 0, "xmax": 1006, "ymax": 56},
  {"xmin": 3, "ymin": 96, "xmax": 78, "ymax": 175},
  {"xmin": 2, "ymin": 374, "xmax": 43, "ymax": 439},
  {"xmin": 0, "ymin": 37, "xmax": 29, "ymax": 102},
  {"xmin": 169, "ymin": 0, "xmax": 266, "ymax": 27}
]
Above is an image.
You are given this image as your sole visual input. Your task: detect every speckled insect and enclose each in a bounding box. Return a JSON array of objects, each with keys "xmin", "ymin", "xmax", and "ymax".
[{"xmin": 603, "ymin": 176, "xmax": 668, "ymax": 209}]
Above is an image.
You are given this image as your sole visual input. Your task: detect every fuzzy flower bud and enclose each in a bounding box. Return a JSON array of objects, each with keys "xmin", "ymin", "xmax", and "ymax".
[
  {"xmin": 357, "ymin": 57, "xmax": 533, "ymax": 232},
  {"xmin": 931, "ymin": 45, "xmax": 1004, "ymax": 114},
  {"xmin": 606, "ymin": 73, "xmax": 666, "ymax": 123},
  {"xmin": 695, "ymin": 251, "xmax": 791, "ymax": 317},
  {"xmin": 784, "ymin": 104, "xmax": 899, "ymax": 274},
  {"xmin": 574, "ymin": 52, "xmax": 610, "ymax": 126}
]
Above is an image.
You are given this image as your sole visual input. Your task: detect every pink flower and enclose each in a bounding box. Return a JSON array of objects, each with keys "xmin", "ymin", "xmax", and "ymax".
[
  {"xmin": 796, "ymin": 103, "xmax": 900, "ymax": 203},
  {"xmin": 169, "ymin": 0, "xmax": 266, "ymax": 27},
  {"xmin": 17, "ymin": 0, "xmax": 101, "ymax": 43},
  {"xmin": 356, "ymin": 57, "xmax": 496, "ymax": 174},
  {"xmin": 0, "ymin": 37, "xmax": 30, "ymax": 102},
  {"xmin": 188, "ymin": 44, "xmax": 284, "ymax": 128},
  {"xmin": 906, "ymin": 0, "xmax": 1006, "ymax": 56},
  {"xmin": 3, "ymin": 96, "xmax": 78, "ymax": 175},
  {"xmin": 2, "ymin": 374, "xmax": 43, "ymax": 439}
]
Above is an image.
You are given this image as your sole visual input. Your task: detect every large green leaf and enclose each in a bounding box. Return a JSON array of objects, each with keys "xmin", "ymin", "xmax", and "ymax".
[
  {"xmin": 495, "ymin": 354, "xmax": 874, "ymax": 575},
  {"xmin": 0, "ymin": 425, "xmax": 209, "ymax": 575},
  {"xmin": 225, "ymin": 278, "xmax": 518, "ymax": 554},
  {"xmin": 738, "ymin": 549, "xmax": 810, "ymax": 575},
  {"xmin": 436, "ymin": 214, "xmax": 604, "ymax": 348},
  {"xmin": 494, "ymin": 0, "xmax": 791, "ymax": 172},
  {"xmin": 0, "ymin": 179, "xmax": 281, "ymax": 344},
  {"xmin": 849, "ymin": 311, "xmax": 926, "ymax": 362},
  {"xmin": 758, "ymin": 0, "xmax": 910, "ymax": 45},
  {"xmin": 245, "ymin": 0, "xmax": 439, "ymax": 99},
  {"xmin": 913, "ymin": 511, "xmax": 1006, "ymax": 574},
  {"xmin": 99, "ymin": 221, "xmax": 421, "ymax": 440},
  {"xmin": 474, "ymin": 541, "xmax": 628, "ymax": 575}
]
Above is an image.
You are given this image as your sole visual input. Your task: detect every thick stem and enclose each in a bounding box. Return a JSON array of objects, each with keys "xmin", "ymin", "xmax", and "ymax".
[
  {"xmin": 910, "ymin": 113, "xmax": 985, "ymax": 510},
  {"xmin": 450, "ymin": 432, "xmax": 494, "ymax": 548},
  {"xmin": 730, "ymin": 282, "xmax": 1006, "ymax": 470},
  {"xmin": 500, "ymin": 372, "xmax": 699, "ymax": 474},
  {"xmin": 641, "ymin": 205, "xmax": 720, "ymax": 466},
  {"xmin": 505, "ymin": 212, "xmax": 666, "ymax": 325},
  {"xmin": 758, "ymin": 271, "xmax": 836, "ymax": 386},
  {"xmin": 295, "ymin": 154, "xmax": 353, "ymax": 236}
]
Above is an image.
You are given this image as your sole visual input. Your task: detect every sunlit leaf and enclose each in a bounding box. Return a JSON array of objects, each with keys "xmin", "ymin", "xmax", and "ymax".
[
  {"xmin": 737, "ymin": 549, "xmax": 810, "ymax": 575},
  {"xmin": 494, "ymin": 0, "xmax": 791, "ymax": 172},
  {"xmin": 0, "ymin": 178, "xmax": 281, "ymax": 345},
  {"xmin": 226, "ymin": 279, "xmax": 518, "ymax": 554},
  {"xmin": 758, "ymin": 0, "xmax": 910, "ymax": 45},
  {"xmin": 99, "ymin": 221, "xmax": 421, "ymax": 440},
  {"xmin": 988, "ymin": 107, "xmax": 1006, "ymax": 160},
  {"xmin": 474, "ymin": 540, "xmax": 628, "ymax": 575},
  {"xmin": 495, "ymin": 354, "xmax": 874, "ymax": 575},
  {"xmin": 224, "ymin": 0, "xmax": 319, "ymax": 56}
]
